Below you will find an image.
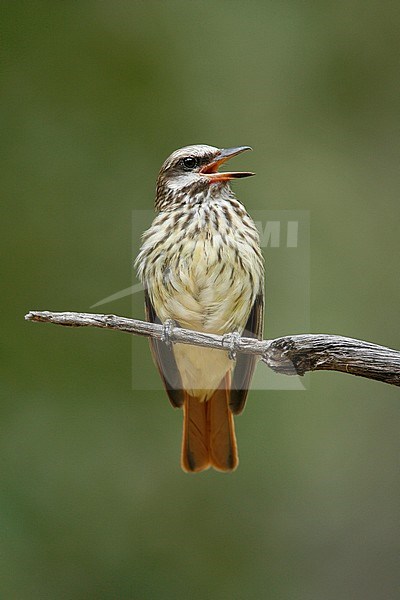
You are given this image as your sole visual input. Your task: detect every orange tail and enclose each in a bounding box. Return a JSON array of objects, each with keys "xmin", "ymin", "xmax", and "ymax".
[
  {"xmin": 181, "ymin": 375, "xmax": 238, "ymax": 473},
  {"xmin": 181, "ymin": 394, "xmax": 210, "ymax": 473},
  {"xmin": 208, "ymin": 384, "xmax": 238, "ymax": 472}
]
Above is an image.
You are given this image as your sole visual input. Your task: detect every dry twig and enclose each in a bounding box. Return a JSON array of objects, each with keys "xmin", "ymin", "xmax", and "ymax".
[{"xmin": 25, "ymin": 310, "xmax": 400, "ymax": 387}]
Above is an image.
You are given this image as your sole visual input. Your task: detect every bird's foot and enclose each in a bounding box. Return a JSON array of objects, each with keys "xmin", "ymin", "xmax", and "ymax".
[
  {"xmin": 161, "ymin": 319, "xmax": 176, "ymax": 347},
  {"xmin": 222, "ymin": 331, "xmax": 241, "ymax": 360}
]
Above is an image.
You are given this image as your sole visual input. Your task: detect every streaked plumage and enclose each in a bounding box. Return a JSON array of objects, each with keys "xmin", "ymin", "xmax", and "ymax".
[{"xmin": 135, "ymin": 144, "xmax": 264, "ymax": 472}]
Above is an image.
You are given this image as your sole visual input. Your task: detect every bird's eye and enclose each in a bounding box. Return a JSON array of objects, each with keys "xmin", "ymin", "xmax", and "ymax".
[{"xmin": 182, "ymin": 156, "xmax": 199, "ymax": 170}]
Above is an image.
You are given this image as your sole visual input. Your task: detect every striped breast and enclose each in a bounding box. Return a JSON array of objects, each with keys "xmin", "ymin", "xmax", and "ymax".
[{"xmin": 136, "ymin": 195, "xmax": 264, "ymax": 397}]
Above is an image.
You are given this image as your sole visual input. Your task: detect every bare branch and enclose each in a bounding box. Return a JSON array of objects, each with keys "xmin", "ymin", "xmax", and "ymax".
[{"xmin": 25, "ymin": 310, "xmax": 400, "ymax": 387}]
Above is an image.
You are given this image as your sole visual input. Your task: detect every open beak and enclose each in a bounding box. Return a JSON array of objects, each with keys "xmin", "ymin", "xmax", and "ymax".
[{"xmin": 200, "ymin": 146, "xmax": 255, "ymax": 182}]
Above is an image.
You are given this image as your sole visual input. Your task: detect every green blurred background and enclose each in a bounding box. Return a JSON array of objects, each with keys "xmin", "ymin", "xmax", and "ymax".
[{"xmin": 2, "ymin": 2, "xmax": 399, "ymax": 598}]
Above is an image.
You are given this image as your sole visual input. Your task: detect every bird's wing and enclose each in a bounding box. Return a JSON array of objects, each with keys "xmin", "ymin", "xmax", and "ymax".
[
  {"xmin": 144, "ymin": 289, "xmax": 184, "ymax": 408},
  {"xmin": 229, "ymin": 291, "xmax": 264, "ymax": 415}
]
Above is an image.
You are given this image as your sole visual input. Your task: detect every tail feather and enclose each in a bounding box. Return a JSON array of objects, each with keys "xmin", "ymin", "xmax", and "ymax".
[
  {"xmin": 181, "ymin": 374, "xmax": 238, "ymax": 473},
  {"xmin": 208, "ymin": 375, "xmax": 238, "ymax": 472},
  {"xmin": 181, "ymin": 395, "xmax": 210, "ymax": 472}
]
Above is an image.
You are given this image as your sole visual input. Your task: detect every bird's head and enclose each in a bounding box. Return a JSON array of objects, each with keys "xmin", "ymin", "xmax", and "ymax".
[{"xmin": 155, "ymin": 144, "xmax": 254, "ymax": 210}]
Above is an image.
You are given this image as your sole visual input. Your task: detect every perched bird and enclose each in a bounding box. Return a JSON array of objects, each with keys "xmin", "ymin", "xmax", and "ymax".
[{"xmin": 135, "ymin": 144, "xmax": 264, "ymax": 472}]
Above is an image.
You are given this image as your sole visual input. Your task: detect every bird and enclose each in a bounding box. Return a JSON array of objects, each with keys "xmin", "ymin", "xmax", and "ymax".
[{"xmin": 135, "ymin": 144, "xmax": 264, "ymax": 472}]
